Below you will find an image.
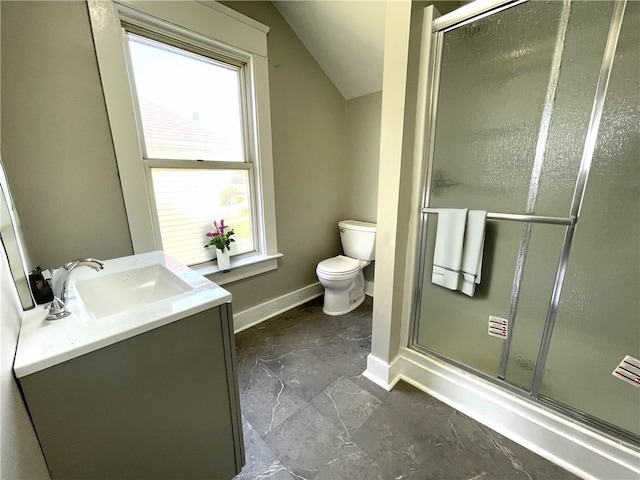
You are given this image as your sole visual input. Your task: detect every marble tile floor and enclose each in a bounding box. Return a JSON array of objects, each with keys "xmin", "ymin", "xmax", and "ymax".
[{"xmin": 233, "ymin": 296, "xmax": 579, "ymax": 480}]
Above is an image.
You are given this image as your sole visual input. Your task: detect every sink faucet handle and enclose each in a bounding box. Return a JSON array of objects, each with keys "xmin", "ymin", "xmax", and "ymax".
[{"xmin": 46, "ymin": 296, "xmax": 70, "ymax": 321}]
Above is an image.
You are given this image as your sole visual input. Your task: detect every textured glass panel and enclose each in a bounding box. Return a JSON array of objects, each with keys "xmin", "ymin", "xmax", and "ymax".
[
  {"xmin": 430, "ymin": 1, "xmax": 611, "ymax": 217},
  {"xmin": 535, "ymin": 1, "xmax": 615, "ymax": 216},
  {"xmin": 430, "ymin": 1, "xmax": 564, "ymax": 214},
  {"xmin": 151, "ymin": 168, "xmax": 254, "ymax": 266},
  {"xmin": 503, "ymin": 225, "xmax": 566, "ymax": 390},
  {"xmin": 417, "ymin": 218, "xmax": 520, "ymax": 376},
  {"xmin": 416, "ymin": 218, "xmax": 565, "ymax": 378},
  {"xmin": 539, "ymin": 4, "xmax": 640, "ymax": 437},
  {"xmin": 128, "ymin": 34, "xmax": 244, "ymax": 162}
]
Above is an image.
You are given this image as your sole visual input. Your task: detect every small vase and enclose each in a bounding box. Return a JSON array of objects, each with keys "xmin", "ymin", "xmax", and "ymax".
[{"xmin": 216, "ymin": 248, "xmax": 231, "ymax": 272}]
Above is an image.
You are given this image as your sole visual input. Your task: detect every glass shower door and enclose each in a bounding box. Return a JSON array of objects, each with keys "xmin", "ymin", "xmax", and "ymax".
[
  {"xmin": 413, "ymin": 0, "xmax": 639, "ymax": 440},
  {"xmin": 500, "ymin": 0, "xmax": 617, "ymax": 390},
  {"xmin": 537, "ymin": 3, "xmax": 640, "ymax": 437},
  {"xmin": 414, "ymin": 0, "xmax": 614, "ymax": 382}
]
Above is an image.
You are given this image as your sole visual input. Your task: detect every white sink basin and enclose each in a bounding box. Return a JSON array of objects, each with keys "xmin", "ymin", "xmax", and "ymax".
[
  {"xmin": 13, "ymin": 251, "xmax": 232, "ymax": 378},
  {"xmin": 74, "ymin": 264, "xmax": 194, "ymax": 319}
]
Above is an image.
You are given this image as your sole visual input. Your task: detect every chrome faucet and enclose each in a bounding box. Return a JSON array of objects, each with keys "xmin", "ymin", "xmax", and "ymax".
[{"xmin": 46, "ymin": 258, "xmax": 105, "ymax": 320}]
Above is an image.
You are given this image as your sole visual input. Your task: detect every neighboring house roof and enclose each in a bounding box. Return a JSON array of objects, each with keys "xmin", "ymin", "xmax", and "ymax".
[{"xmin": 138, "ymin": 97, "xmax": 222, "ymax": 147}]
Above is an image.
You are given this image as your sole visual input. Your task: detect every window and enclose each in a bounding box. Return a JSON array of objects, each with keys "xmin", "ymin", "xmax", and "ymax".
[
  {"xmin": 88, "ymin": 0, "xmax": 279, "ymax": 283},
  {"xmin": 127, "ymin": 33, "xmax": 255, "ymax": 266}
]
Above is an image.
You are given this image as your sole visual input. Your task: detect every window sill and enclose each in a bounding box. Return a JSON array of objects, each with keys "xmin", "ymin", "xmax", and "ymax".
[{"xmin": 193, "ymin": 252, "xmax": 283, "ymax": 286}]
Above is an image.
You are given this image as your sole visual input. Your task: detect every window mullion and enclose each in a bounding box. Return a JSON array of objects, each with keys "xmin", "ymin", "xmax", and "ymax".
[{"xmin": 146, "ymin": 159, "xmax": 250, "ymax": 170}]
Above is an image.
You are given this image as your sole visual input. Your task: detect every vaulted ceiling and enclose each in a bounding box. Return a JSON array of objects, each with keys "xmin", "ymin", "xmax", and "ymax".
[
  {"xmin": 272, "ymin": 1, "xmax": 462, "ymax": 100},
  {"xmin": 273, "ymin": 1, "xmax": 386, "ymax": 100}
]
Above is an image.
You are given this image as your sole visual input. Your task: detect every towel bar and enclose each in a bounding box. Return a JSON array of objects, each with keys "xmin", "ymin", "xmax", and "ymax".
[{"xmin": 421, "ymin": 208, "xmax": 574, "ymax": 226}]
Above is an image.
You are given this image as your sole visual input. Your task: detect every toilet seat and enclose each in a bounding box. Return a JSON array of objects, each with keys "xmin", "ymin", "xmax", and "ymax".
[{"xmin": 316, "ymin": 255, "xmax": 360, "ymax": 277}]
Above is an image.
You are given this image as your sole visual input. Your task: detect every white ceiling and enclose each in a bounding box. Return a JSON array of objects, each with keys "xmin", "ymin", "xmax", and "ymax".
[{"xmin": 273, "ymin": 1, "xmax": 387, "ymax": 100}]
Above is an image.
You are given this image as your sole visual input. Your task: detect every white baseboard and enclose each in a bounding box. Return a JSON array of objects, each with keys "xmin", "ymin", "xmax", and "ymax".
[
  {"xmin": 363, "ymin": 353, "xmax": 399, "ymax": 390},
  {"xmin": 233, "ymin": 282, "xmax": 324, "ymax": 333},
  {"xmin": 364, "ymin": 347, "xmax": 640, "ymax": 480}
]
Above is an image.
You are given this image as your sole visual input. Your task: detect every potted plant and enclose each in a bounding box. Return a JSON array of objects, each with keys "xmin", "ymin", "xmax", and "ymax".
[{"xmin": 204, "ymin": 219, "xmax": 235, "ymax": 272}]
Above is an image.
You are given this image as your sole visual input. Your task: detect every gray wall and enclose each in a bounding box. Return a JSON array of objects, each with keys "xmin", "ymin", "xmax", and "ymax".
[
  {"xmin": 345, "ymin": 92, "xmax": 382, "ymax": 224},
  {"xmin": 1, "ymin": 1, "xmax": 133, "ymax": 270},
  {"xmin": 0, "ymin": 252, "xmax": 50, "ymax": 478},
  {"xmin": 0, "ymin": 1, "xmax": 376, "ymax": 314},
  {"xmin": 1, "ymin": 4, "xmax": 52, "ymax": 477},
  {"xmin": 344, "ymin": 91, "xmax": 383, "ymax": 282}
]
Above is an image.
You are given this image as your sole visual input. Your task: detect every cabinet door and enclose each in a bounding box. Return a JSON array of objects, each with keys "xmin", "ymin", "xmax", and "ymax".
[{"xmin": 20, "ymin": 307, "xmax": 243, "ymax": 479}]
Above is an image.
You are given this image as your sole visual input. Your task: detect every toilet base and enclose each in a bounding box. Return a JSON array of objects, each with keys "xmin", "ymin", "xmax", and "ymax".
[
  {"xmin": 322, "ymin": 291, "xmax": 365, "ymax": 316},
  {"xmin": 317, "ymin": 267, "xmax": 366, "ymax": 316}
]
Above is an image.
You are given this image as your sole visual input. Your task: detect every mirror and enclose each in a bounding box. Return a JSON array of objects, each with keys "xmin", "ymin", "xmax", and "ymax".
[{"xmin": 0, "ymin": 158, "xmax": 34, "ymax": 310}]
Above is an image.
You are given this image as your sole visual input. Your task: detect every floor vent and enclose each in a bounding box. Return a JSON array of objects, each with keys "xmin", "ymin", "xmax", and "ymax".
[{"xmin": 612, "ymin": 355, "xmax": 640, "ymax": 387}]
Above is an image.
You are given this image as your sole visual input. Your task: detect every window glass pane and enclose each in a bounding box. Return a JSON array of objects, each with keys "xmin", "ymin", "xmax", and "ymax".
[
  {"xmin": 127, "ymin": 34, "xmax": 244, "ymax": 162},
  {"xmin": 151, "ymin": 168, "xmax": 254, "ymax": 266}
]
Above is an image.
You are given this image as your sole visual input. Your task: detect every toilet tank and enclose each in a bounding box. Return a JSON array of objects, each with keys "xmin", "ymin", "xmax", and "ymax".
[{"xmin": 339, "ymin": 220, "xmax": 376, "ymax": 261}]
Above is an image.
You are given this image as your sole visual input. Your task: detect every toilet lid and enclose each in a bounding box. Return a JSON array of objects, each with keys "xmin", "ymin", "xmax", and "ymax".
[{"xmin": 317, "ymin": 255, "xmax": 361, "ymax": 275}]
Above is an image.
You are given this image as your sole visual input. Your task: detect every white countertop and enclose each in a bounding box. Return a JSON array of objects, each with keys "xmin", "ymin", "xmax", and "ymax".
[{"xmin": 14, "ymin": 251, "xmax": 232, "ymax": 378}]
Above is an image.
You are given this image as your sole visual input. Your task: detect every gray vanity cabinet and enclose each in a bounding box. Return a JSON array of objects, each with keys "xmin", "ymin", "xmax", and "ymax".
[{"xmin": 18, "ymin": 304, "xmax": 244, "ymax": 480}]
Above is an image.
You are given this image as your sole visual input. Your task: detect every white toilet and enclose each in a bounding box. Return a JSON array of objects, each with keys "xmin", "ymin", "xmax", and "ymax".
[{"xmin": 316, "ymin": 220, "xmax": 376, "ymax": 316}]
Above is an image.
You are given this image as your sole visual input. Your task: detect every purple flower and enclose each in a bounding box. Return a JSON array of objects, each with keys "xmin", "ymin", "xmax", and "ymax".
[{"xmin": 204, "ymin": 218, "xmax": 235, "ymax": 252}]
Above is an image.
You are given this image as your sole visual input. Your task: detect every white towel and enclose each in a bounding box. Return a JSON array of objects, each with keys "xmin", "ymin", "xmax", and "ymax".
[
  {"xmin": 432, "ymin": 209, "xmax": 468, "ymax": 290},
  {"xmin": 460, "ymin": 210, "xmax": 487, "ymax": 297}
]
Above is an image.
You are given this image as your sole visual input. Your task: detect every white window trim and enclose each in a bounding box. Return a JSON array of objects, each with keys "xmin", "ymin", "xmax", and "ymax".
[{"xmin": 88, "ymin": 0, "xmax": 280, "ymax": 283}]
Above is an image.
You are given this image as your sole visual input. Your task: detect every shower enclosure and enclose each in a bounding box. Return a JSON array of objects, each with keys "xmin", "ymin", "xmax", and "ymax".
[{"xmin": 412, "ymin": 0, "xmax": 639, "ymax": 443}]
